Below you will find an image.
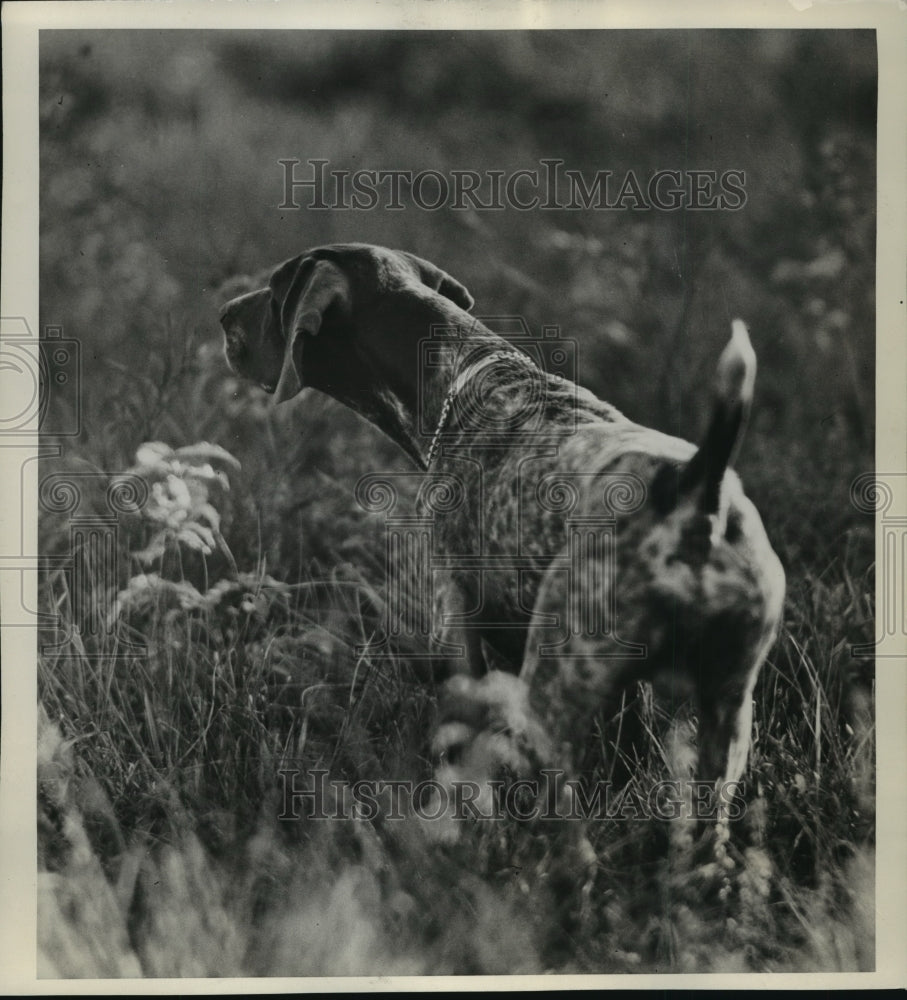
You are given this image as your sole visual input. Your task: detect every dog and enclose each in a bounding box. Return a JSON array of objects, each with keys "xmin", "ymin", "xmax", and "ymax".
[{"xmin": 220, "ymin": 242, "xmax": 785, "ymax": 877}]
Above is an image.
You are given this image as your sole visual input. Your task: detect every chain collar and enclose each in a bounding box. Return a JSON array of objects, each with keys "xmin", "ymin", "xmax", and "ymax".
[{"xmin": 425, "ymin": 350, "xmax": 535, "ymax": 469}]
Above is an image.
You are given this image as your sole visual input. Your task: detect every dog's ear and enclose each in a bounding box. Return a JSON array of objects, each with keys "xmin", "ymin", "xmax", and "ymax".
[
  {"xmin": 400, "ymin": 251, "xmax": 474, "ymax": 312},
  {"xmin": 271, "ymin": 257, "xmax": 351, "ymax": 403}
]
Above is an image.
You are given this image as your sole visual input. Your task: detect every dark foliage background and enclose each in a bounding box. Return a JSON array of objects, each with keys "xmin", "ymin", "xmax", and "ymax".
[{"xmin": 37, "ymin": 29, "xmax": 876, "ymax": 976}]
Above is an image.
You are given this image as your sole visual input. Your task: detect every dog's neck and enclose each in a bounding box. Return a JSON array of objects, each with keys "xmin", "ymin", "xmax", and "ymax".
[{"xmin": 308, "ymin": 293, "xmax": 512, "ymax": 469}]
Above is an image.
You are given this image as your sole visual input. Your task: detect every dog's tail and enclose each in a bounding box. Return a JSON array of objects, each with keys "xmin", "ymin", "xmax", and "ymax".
[{"xmin": 653, "ymin": 319, "xmax": 756, "ymax": 517}]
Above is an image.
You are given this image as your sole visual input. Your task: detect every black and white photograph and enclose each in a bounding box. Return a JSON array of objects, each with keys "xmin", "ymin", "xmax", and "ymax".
[{"xmin": 1, "ymin": 0, "xmax": 905, "ymax": 989}]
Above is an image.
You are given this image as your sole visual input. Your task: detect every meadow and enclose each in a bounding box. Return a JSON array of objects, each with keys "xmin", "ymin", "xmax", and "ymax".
[{"xmin": 37, "ymin": 29, "xmax": 876, "ymax": 976}]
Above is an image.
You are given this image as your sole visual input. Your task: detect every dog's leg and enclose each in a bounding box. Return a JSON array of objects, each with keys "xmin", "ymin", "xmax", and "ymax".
[
  {"xmin": 519, "ymin": 544, "xmax": 644, "ymax": 767},
  {"xmin": 686, "ymin": 507, "xmax": 785, "ymax": 857},
  {"xmin": 516, "ymin": 557, "xmax": 646, "ymax": 946},
  {"xmin": 432, "ymin": 572, "xmax": 486, "ymax": 677},
  {"xmin": 695, "ymin": 624, "xmax": 779, "ymax": 856}
]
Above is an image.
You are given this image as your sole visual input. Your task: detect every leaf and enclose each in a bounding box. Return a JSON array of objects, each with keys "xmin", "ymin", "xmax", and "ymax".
[
  {"xmin": 172, "ymin": 580, "xmax": 206, "ymax": 610},
  {"xmin": 134, "ymin": 441, "xmax": 173, "ymax": 467},
  {"xmin": 133, "ymin": 534, "xmax": 170, "ymax": 565},
  {"xmin": 194, "ymin": 503, "xmax": 222, "ymax": 531},
  {"xmin": 177, "ymin": 523, "xmax": 216, "ymax": 553},
  {"xmin": 173, "ymin": 442, "xmax": 242, "ymax": 473}
]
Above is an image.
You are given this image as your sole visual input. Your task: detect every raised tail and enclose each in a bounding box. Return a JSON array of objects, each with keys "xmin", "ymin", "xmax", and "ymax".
[{"xmin": 653, "ymin": 319, "xmax": 757, "ymax": 517}]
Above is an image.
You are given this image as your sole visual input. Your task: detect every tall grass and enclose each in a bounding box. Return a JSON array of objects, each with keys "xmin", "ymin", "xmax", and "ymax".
[
  {"xmin": 37, "ymin": 422, "xmax": 875, "ymax": 975},
  {"xmin": 37, "ymin": 29, "xmax": 876, "ymax": 975}
]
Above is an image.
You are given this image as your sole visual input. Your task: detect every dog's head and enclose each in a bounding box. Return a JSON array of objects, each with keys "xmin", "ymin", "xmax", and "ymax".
[{"xmin": 219, "ymin": 243, "xmax": 474, "ymax": 404}]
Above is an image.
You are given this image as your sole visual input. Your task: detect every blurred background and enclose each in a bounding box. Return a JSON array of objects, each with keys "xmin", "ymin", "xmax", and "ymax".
[
  {"xmin": 36, "ymin": 29, "xmax": 878, "ymax": 976},
  {"xmin": 39, "ymin": 29, "xmax": 876, "ymax": 573}
]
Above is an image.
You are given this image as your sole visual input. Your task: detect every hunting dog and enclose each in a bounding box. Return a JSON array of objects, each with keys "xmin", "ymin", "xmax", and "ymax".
[{"xmin": 220, "ymin": 243, "xmax": 785, "ymax": 866}]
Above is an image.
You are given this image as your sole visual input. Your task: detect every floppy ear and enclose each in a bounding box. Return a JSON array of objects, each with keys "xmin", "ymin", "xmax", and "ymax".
[
  {"xmin": 273, "ymin": 258, "xmax": 351, "ymax": 404},
  {"xmin": 400, "ymin": 251, "xmax": 475, "ymax": 312}
]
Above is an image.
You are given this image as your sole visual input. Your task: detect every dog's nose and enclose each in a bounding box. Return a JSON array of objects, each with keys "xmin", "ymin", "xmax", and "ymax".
[{"xmin": 218, "ymin": 301, "xmax": 234, "ymax": 326}]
